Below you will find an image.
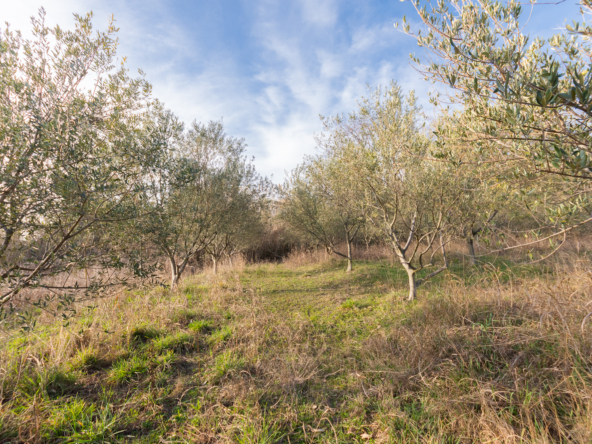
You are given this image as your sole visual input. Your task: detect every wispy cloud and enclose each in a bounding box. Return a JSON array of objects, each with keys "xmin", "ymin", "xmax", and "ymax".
[
  {"xmin": 0, "ymin": 0, "xmax": 429, "ymax": 180},
  {"xmin": 298, "ymin": 0, "xmax": 338, "ymax": 27},
  {"xmin": 3, "ymin": 0, "xmax": 574, "ymax": 181}
]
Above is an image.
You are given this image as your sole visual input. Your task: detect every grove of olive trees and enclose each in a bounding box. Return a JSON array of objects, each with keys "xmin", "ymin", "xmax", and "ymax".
[
  {"xmin": 0, "ymin": 11, "xmax": 156, "ymax": 321},
  {"xmin": 0, "ymin": 11, "xmax": 270, "ymax": 323},
  {"xmin": 4, "ymin": 3, "xmax": 592, "ymax": 443},
  {"xmin": 2, "ymin": 1, "xmax": 592, "ymax": 317},
  {"xmin": 397, "ymin": 0, "xmax": 592, "ymax": 230}
]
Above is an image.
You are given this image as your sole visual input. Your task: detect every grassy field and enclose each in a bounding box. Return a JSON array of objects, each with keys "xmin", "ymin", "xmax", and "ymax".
[{"xmin": 1, "ymin": 253, "xmax": 591, "ymax": 443}]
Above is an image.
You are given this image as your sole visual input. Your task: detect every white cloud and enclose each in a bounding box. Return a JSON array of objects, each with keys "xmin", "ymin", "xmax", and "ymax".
[
  {"xmin": 253, "ymin": 115, "xmax": 319, "ymax": 180},
  {"xmin": 2, "ymin": 0, "xmax": 93, "ymax": 36},
  {"xmin": 317, "ymin": 50, "xmax": 342, "ymax": 78},
  {"xmin": 1, "ymin": 0, "xmax": 430, "ymax": 182},
  {"xmin": 298, "ymin": 0, "xmax": 338, "ymax": 27}
]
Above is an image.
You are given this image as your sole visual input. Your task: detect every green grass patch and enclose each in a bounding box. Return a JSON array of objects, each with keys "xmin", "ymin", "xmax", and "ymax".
[
  {"xmin": 108, "ymin": 355, "xmax": 150, "ymax": 383},
  {"xmin": 188, "ymin": 319, "xmax": 214, "ymax": 333},
  {"xmin": 341, "ymin": 298, "xmax": 373, "ymax": 309},
  {"xmin": 16, "ymin": 368, "xmax": 80, "ymax": 398},
  {"xmin": 43, "ymin": 400, "xmax": 123, "ymax": 442},
  {"xmin": 129, "ymin": 324, "xmax": 162, "ymax": 343},
  {"xmin": 212, "ymin": 350, "xmax": 245, "ymax": 379},
  {"xmin": 208, "ymin": 325, "xmax": 232, "ymax": 346},
  {"xmin": 69, "ymin": 348, "xmax": 111, "ymax": 372},
  {"xmin": 153, "ymin": 332, "xmax": 196, "ymax": 353}
]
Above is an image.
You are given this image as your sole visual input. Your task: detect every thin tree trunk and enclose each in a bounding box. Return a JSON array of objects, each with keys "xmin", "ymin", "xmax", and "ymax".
[
  {"xmin": 466, "ymin": 212, "xmax": 496, "ymax": 266},
  {"xmin": 169, "ymin": 256, "xmax": 180, "ymax": 288},
  {"xmin": 406, "ymin": 268, "xmax": 417, "ymax": 302},
  {"xmin": 0, "ymin": 227, "xmax": 14, "ymax": 257},
  {"xmin": 392, "ymin": 240, "xmax": 417, "ymax": 302},
  {"xmin": 467, "ymin": 236, "xmax": 477, "ymax": 266},
  {"xmin": 212, "ymin": 256, "xmax": 217, "ymax": 275},
  {"xmin": 346, "ymin": 238, "xmax": 353, "ymax": 273}
]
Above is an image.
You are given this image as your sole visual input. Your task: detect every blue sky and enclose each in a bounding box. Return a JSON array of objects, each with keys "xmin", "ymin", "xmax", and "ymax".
[{"xmin": 1, "ymin": 0, "xmax": 581, "ymax": 181}]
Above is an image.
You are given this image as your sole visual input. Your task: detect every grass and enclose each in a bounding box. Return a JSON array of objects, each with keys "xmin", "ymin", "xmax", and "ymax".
[
  {"xmin": 0, "ymin": 252, "xmax": 591, "ymax": 442},
  {"xmin": 188, "ymin": 319, "xmax": 214, "ymax": 333},
  {"xmin": 212, "ymin": 350, "xmax": 245, "ymax": 380},
  {"xmin": 153, "ymin": 332, "xmax": 196, "ymax": 353},
  {"xmin": 108, "ymin": 355, "xmax": 151, "ymax": 384},
  {"xmin": 130, "ymin": 324, "xmax": 162, "ymax": 343},
  {"xmin": 208, "ymin": 325, "xmax": 232, "ymax": 347}
]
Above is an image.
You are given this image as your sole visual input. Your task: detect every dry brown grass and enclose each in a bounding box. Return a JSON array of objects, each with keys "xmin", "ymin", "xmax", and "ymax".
[
  {"xmin": 283, "ymin": 244, "xmax": 392, "ymax": 269},
  {"xmin": 0, "ymin": 250, "xmax": 591, "ymax": 442}
]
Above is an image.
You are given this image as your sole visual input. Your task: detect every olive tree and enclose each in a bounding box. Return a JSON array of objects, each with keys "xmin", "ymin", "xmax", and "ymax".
[
  {"xmin": 205, "ymin": 161, "xmax": 270, "ymax": 275},
  {"xmin": 397, "ymin": 0, "xmax": 592, "ymax": 234},
  {"xmin": 329, "ymin": 84, "xmax": 466, "ymax": 300},
  {"xmin": 131, "ymin": 118, "xmax": 260, "ymax": 286},
  {"xmin": 279, "ymin": 158, "xmax": 364, "ymax": 272},
  {"xmin": 430, "ymin": 112, "xmax": 503, "ymax": 265},
  {"xmin": 308, "ymin": 155, "xmax": 366, "ymax": 272},
  {"xmin": 0, "ymin": 10, "xmax": 154, "ymax": 318}
]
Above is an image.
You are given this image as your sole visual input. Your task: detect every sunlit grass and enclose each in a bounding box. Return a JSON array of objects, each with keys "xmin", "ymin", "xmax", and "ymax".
[{"xmin": 1, "ymin": 252, "xmax": 590, "ymax": 443}]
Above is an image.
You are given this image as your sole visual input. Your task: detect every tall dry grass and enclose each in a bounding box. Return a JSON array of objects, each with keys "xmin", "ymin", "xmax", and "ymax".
[
  {"xmin": 1, "ymin": 249, "xmax": 591, "ymax": 442},
  {"xmin": 283, "ymin": 243, "xmax": 392, "ymax": 268}
]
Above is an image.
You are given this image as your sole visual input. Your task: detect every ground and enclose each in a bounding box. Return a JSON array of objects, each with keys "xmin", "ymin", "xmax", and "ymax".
[{"xmin": 1, "ymin": 255, "xmax": 591, "ymax": 443}]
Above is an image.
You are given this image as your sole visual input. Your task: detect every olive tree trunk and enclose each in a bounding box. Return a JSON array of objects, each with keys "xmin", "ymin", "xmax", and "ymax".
[
  {"xmin": 212, "ymin": 255, "xmax": 218, "ymax": 275},
  {"xmin": 169, "ymin": 256, "xmax": 181, "ymax": 288},
  {"xmin": 346, "ymin": 238, "xmax": 353, "ymax": 273},
  {"xmin": 467, "ymin": 236, "xmax": 477, "ymax": 266},
  {"xmin": 405, "ymin": 266, "xmax": 417, "ymax": 302}
]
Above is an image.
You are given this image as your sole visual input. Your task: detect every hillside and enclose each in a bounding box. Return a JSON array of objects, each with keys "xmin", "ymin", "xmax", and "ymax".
[{"xmin": 1, "ymin": 253, "xmax": 591, "ymax": 443}]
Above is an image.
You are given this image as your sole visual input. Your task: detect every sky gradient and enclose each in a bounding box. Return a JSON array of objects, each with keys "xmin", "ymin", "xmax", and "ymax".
[{"xmin": 1, "ymin": 0, "xmax": 582, "ymax": 181}]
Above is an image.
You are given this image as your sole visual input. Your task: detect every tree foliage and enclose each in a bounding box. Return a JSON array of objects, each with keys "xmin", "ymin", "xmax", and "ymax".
[
  {"xmin": 399, "ymin": 0, "xmax": 592, "ymax": 178},
  {"xmin": 0, "ymin": 11, "xmax": 270, "ymax": 324},
  {"xmin": 129, "ymin": 114, "xmax": 269, "ymax": 285},
  {"xmin": 327, "ymin": 84, "xmax": 466, "ymax": 299},
  {"xmin": 279, "ymin": 158, "xmax": 364, "ymax": 272},
  {"xmin": 0, "ymin": 10, "xmax": 156, "ymax": 322}
]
